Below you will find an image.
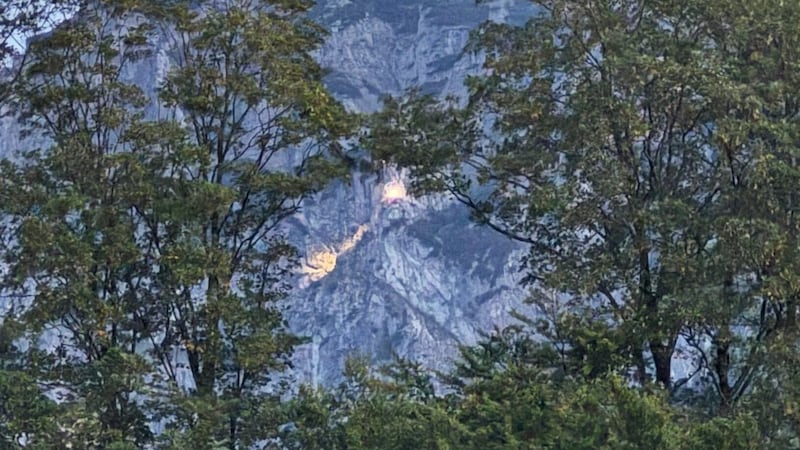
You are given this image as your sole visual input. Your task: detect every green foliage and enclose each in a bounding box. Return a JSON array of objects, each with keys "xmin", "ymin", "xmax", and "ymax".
[
  {"xmin": 142, "ymin": 2, "xmax": 350, "ymax": 446},
  {"xmin": 284, "ymin": 357, "xmax": 467, "ymax": 450},
  {"xmin": 4, "ymin": 0, "xmax": 800, "ymax": 447},
  {"xmin": 0, "ymin": 0, "xmax": 82, "ymax": 101},
  {"xmin": 284, "ymin": 336, "xmax": 768, "ymax": 450},
  {"xmin": 680, "ymin": 415, "xmax": 761, "ymax": 450},
  {"xmin": 360, "ymin": 0, "xmax": 800, "ymax": 446},
  {"xmin": 0, "ymin": 369, "xmax": 57, "ymax": 447},
  {"xmin": 1, "ymin": 0, "xmax": 350, "ymax": 447},
  {"xmin": 366, "ymin": 1, "xmax": 800, "ymax": 435}
]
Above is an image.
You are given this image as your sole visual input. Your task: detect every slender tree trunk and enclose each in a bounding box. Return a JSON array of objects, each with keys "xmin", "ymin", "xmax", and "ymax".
[
  {"xmin": 714, "ymin": 338, "xmax": 732, "ymax": 414},
  {"xmin": 638, "ymin": 241, "xmax": 673, "ymax": 387},
  {"xmin": 651, "ymin": 342, "xmax": 672, "ymax": 387},
  {"xmin": 229, "ymin": 414, "xmax": 238, "ymax": 450}
]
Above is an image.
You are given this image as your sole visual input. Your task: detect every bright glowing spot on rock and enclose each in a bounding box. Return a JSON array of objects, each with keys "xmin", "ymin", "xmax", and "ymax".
[
  {"xmin": 302, "ymin": 248, "xmax": 337, "ymax": 282},
  {"xmin": 382, "ymin": 179, "xmax": 407, "ymax": 203},
  {"xmin": 299, "ymin": 225, "xmax": 370, "ymax": 287}
]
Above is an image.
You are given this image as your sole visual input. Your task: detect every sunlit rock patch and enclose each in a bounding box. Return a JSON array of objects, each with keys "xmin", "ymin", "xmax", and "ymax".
[
  {"xmin": 299, "ymin": 224, "xmax": 370, "ymax": 287},
  {"xmin": 381, "ymin": 178, "xmax": 407, "ymax": 203}
]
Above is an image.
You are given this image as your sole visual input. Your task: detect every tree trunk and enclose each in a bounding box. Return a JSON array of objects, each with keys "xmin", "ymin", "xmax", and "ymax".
[
  {"xmin": 714, "ymin": 339, "xmax": 732, "ymax": 414},
  {"xmin": 651, "ymin": 340, "xmax": 672, "ymax": 387}
]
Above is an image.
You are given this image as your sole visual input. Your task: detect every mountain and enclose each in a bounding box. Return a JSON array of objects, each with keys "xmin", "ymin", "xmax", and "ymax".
[
  {"xmin": 0, "ymin": 0, "xmax": 540, "ymax": 387},
  {"xmin": 311, "ymin": 0, "xmax": 531, "ymax": 112},
  {"xmin": 288, "ymin": 0, "xmax": 537, "ymax": 385}
]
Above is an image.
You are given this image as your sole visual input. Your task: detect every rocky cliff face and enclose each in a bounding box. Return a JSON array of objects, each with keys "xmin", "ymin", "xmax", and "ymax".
[
  {"xmin": 286, "ymin": 0, "xmax": 537, "ymax": 385},
  {"xmin": 286, "ymin": 167, "xmax": 530, "ymax": 385},
  {"xmin": 312, "ymin": 0, "xmax": 531, "ymax": 112}
]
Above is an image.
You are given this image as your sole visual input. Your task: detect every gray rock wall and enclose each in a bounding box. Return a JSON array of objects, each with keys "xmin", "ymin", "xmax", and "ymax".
[{"xmin": 286, "ymin": 0, "xmax": 537, "ymax": 385}]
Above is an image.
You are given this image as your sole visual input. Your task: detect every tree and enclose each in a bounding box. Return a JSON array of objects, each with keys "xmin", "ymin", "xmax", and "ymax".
[
  {"xmin": 0, "ymin": 0, "xmax": 80, "ymax": 101},
  {"xmin": 285, "ymin": 332, "xmax": 764, "ymax": 450},
  {"xmin": 145, "ymin": 0, "xmax": 351, "ymax": 446},
  {"xmin": 284, "ymin": 356, "xmax": 467, "ymax": 450},
  {"xmin": 370, "ymin": 0, "xmax": 732, "ymax": 389},
  {"xmin": 699, "ymin": 2, "xmax": 800, "ymax": 441},
  {"xmin": 0, "ymin": 0, "xmax": 351, "ymax": 447},
  {"xmin": 0, "ymin": 368, "xmax": 58, "ymax": 448},
  {"xmin": 1, "ymin": 1, "xmax": 160, "ymax": 446},
  {"xmin": 366, "ymin": 0, "xmax": 800, "ymax": 427}
]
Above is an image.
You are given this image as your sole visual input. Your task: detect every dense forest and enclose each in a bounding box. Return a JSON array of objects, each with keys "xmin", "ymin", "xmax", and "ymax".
[{"xmin": 1, "ymin": 0, "xmax": 799, "ymax": 448}]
